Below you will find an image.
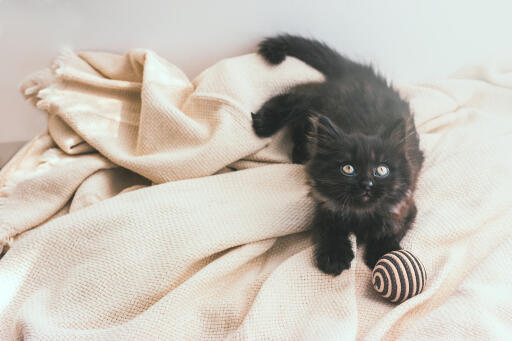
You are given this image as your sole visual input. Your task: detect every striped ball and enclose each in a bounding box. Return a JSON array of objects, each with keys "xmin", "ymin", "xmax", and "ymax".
[{"xmin": 372, "ymin": 250, "xmax": 427, "ymax": 303}]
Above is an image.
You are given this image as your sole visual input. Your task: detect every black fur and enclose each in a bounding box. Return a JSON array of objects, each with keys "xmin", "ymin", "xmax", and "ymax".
[{"xmin": 252, "ymin": 35, "xmax": 424, "ymax": 276}]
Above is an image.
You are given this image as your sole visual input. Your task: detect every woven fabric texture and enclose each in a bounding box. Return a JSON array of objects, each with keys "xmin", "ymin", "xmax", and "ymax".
[{"xmin": 0, "ymin": 50, "xmax": 511, "ymax": 340}]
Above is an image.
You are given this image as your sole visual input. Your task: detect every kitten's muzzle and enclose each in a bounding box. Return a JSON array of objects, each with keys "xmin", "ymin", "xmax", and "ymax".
[
  {"xmin": 359, "ymin": 179, "xmax": 374, "ymax": 203},
  {"xmin": 360, "ymin": 179, "xmax": 374, "ymax": 191}
]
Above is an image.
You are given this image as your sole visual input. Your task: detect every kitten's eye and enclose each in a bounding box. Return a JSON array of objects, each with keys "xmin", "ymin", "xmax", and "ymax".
[
  {"xmin": 341, "ymin": 164, "xmax": 356, "ymax": 176},
  {"xmin": 374, "ymin": 165, "xmax": 390, "ymax": 178}
]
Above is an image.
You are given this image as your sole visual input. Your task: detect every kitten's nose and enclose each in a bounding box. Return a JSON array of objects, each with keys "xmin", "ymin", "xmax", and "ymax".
[{"xmin": 361, "ymin": 179, "xmax": 374, "ymax": 190}]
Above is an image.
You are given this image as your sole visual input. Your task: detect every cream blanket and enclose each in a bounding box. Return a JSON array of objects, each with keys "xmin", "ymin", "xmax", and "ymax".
[{"xmin": 0, "ymin": 49, "xmax": 511, "ymax": 340}]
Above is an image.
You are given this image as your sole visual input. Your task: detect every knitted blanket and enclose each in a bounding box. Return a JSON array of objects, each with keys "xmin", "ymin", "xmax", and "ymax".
[{"xmin": 0, "ymin": 49, "xmax": 511, "ymax": 340}]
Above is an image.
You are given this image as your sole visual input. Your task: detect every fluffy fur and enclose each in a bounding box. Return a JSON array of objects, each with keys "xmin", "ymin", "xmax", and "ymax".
[{"xmin": 252, "ymin": 35, "xmax": 424, "ymax": 276}]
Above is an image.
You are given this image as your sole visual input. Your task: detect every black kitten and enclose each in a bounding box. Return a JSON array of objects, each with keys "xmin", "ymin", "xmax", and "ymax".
[{"xmin": 252, "ymin": 35, "xmax": 424, "ymax": 276}]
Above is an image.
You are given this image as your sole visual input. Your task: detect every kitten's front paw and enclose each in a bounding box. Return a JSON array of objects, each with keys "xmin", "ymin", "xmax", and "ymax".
[
  {"xmin": 316, "ymin": 248, "xmax": 354, "ymax": 276},
  {"xmin": 364, "ymin": 251, "xmax": 382, "ymax": 270},
  {"xmin": 251, "ymin": 110, "xmax": 278, "ymax": 137},
  {"xmin": 364, "ymin": 239, "xmax": 400, "ymax": 269}
]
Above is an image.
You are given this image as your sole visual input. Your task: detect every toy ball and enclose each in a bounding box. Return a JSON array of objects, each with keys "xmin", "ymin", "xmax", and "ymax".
[{"xmin": 372, "ymin": 250, "xmax": 427, "ymax": 303}]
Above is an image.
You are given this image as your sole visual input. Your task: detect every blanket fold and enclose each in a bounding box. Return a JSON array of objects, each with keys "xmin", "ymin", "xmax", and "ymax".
[{"xmin": 0, "ymin": 49, "xmax": 511, "ymax": 340}]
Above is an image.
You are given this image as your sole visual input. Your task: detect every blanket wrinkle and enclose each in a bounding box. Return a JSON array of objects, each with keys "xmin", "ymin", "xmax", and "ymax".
[{"xmin": 0, "ymin": 49, "xmax": 511, "ymax": 340}]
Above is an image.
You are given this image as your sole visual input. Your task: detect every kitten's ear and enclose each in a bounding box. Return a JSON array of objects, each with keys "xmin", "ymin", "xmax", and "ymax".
[
  {"xmin": 310, "ymin": 115, "xmax": 343, "ymax": 139},
  {"xmin": 382, "ymin": 118, "xmax": 407, "ymax": 147},
  {"xmin": 307, "ymin": 115, "xmax": 344, "ymax": 154}
]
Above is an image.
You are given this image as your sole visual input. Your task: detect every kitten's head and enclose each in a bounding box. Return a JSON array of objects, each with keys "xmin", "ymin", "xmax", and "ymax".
[{"xmin": 306, "ymin": 115, "xmax": 412, "ymax": 212}]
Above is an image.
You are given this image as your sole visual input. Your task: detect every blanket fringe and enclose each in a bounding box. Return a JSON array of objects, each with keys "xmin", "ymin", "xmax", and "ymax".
[
  {"xmin": 7, "ymin": 48, "xmax": 79, "ymax": 199},
  {"xmin": 19, "ymin": 48, "xmax": 75, "ymax": 110},
  {"xmin": 2, "ymin": 49, "xmax": 84, "ymax": 253}
]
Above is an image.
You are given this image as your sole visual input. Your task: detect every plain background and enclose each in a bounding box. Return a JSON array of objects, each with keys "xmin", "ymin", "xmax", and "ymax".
[{"xmin": 2, "ymin": 0, "xmax": 512, "ymax": 143}]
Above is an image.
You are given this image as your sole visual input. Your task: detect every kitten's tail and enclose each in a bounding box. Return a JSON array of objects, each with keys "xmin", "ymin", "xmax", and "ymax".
[{"xmin": 258, "ymin": 34, "xmax": 358, "ymax": 80}]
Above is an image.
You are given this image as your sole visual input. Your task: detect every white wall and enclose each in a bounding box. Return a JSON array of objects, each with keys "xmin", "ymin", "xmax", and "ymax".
[{"xmin": 2, "ymin": 0, "xmax": 512, "ymax": 143}]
